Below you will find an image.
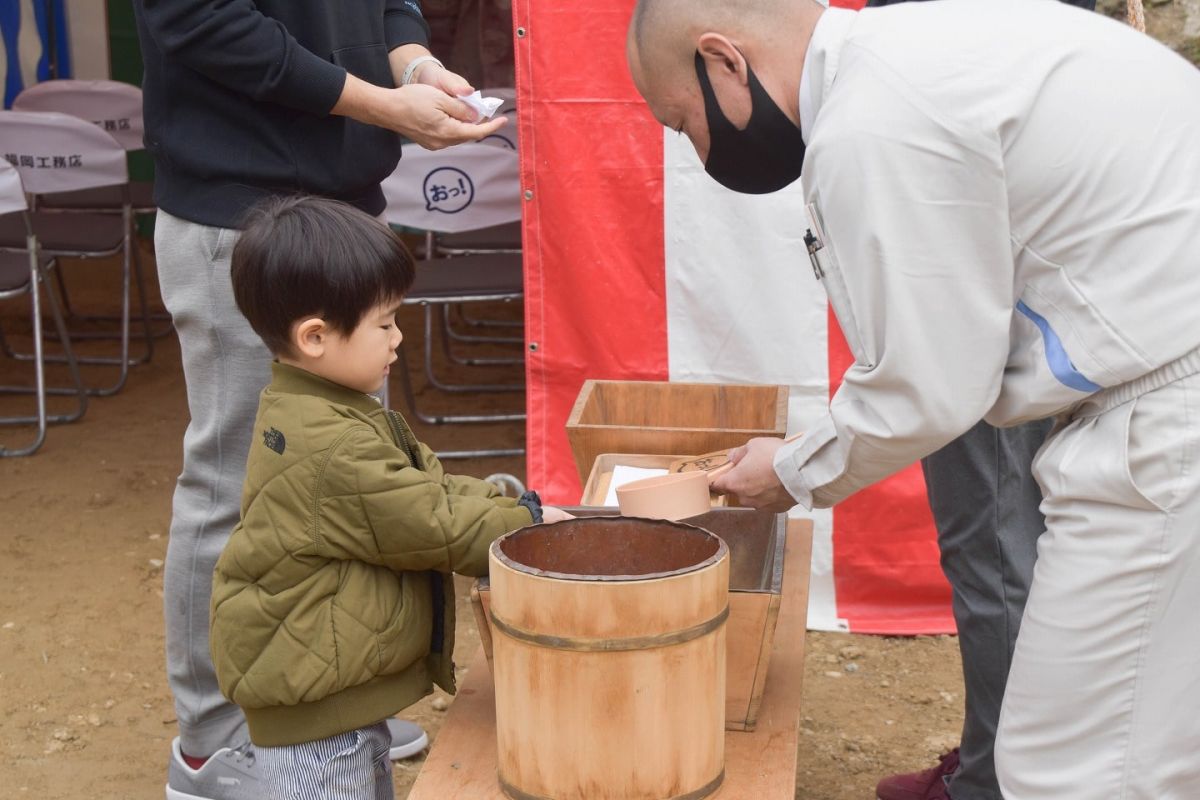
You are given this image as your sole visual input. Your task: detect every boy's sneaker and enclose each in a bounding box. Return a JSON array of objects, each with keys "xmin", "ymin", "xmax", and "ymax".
[
  {"xmin": 876, "ymin": 748, "xmax": 959, "ymax": 800},
  {"xmin": 387, "ymin": 718, "xmax": 429, "ymax": 760},
  {"xmin": 165, "ymin": 737, "xmax": 261, "ymax": 800}
]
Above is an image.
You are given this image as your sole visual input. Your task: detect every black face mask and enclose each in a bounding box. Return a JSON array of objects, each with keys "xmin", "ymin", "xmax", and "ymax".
[{"xmin": 694, "ymin": 51, "xmax": 806, "ymax": 195}]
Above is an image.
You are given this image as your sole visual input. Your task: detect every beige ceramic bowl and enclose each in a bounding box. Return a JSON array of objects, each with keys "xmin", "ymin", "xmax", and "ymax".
[{"xmin": 615, "ymin": 471, "xmax": 711, "ymax": 521}]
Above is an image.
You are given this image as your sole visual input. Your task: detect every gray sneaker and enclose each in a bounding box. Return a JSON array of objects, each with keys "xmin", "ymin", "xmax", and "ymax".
[
  {"xmin": 386, "ymin": 718, "xmax": 429, "ymax": 760},
  {"xmin": 165, "ymin": 737, "xmax": 261, "ymax": 800}
]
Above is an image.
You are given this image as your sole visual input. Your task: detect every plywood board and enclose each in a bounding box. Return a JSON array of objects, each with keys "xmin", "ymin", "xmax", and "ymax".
[{"xmin": 408, "ymin": 519, "xmax": 813, "ymax": 800}]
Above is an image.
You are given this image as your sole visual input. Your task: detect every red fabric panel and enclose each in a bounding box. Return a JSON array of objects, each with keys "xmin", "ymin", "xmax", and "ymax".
[
  {"xmin": 827, "ymin": 310, "xmax": 955, "ymax": 634},
  {"xmin": 515, "ymin": 0, "xmax": 669, "ymax": 504}
]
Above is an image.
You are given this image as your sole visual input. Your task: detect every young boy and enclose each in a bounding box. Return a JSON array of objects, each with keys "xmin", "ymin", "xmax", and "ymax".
[{"xmin": 210, "ymin": 195, "xmax": 567, "ymax": 799}]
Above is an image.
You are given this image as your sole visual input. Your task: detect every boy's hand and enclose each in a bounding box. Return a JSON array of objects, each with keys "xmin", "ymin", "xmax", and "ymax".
[{"xmin": 541, "ymin": 506, "xmax": 575, "ymax": 524}]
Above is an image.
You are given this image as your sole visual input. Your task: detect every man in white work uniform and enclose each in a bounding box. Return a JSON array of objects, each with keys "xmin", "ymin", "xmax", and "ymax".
[{"xmin": 628, "ymin": 1, "xmax": 1200, "ymax": 798}]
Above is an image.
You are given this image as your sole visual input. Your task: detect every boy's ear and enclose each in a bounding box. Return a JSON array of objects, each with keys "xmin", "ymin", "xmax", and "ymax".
[{"xmin": 292, "ymin": 317, "xmax": 328, "ymax": 359}]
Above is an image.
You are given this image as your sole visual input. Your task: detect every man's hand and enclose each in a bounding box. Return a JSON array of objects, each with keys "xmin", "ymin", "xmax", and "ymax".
[
  {"xmin": 541, "ymin": 506, "xmax": 575, "ymax": 524},
  {"xmin": 709, "ymin": 437, "xmax": 798, "ymax": 513},
  {"xmin": 332, "ymin": 74, "xmax": 507, "ymax": 150}
]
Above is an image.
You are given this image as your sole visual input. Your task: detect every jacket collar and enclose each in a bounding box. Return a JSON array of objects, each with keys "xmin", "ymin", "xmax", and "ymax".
[
  {"xmin": 799, "ymin": 5, "xmax": 858, "ymax": 145},
  {"xmin": 268, "ymin": 361, "xmax": 384, "ymax": 415}
]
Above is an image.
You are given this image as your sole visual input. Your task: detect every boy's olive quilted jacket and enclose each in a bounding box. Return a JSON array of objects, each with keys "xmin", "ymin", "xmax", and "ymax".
[{"xmin": 210, "ymin": 363, "xmax": 533, "ymax": 746}]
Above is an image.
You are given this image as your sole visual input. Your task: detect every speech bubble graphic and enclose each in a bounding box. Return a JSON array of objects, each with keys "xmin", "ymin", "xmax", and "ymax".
[
  {"xmin": 423, "ymin": 167, "xmax": 475, "ymax": 214},
  {"xmin": 480, "ymin": 133, "xmax": 516, "ymax": 150}
]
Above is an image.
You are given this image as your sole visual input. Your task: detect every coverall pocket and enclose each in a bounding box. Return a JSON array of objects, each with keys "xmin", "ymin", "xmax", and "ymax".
[
  {"xmin": 1032, "ymin": 404, "xmax": 1160, "ymax": 516},
  {"xmin": 1124, "ymin": 380, "xmax": 1195, "ymax": 514},
  {"xmin": 805, "ymin": 202, "xmax": 874, "ymax": 368}
]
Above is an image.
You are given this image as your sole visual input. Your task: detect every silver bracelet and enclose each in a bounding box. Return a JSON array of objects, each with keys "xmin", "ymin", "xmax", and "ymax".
[{"xmin": 401, "ymin": 55, "xmax": 443, "ymax": 86}]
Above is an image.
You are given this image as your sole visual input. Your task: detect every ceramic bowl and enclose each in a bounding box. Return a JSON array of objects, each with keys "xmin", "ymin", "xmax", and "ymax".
[{"xmin": 615, "ymin": 471, "xmax": 711, "ymax": 521}]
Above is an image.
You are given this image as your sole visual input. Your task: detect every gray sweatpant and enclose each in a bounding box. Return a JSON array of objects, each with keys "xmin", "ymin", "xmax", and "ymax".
[
  {"xmin": 156, "ymin": 211, "xmax": 265, "ymax": 756},
  {"xmin": 920, "ymin": 418, "xmax": 1052, "ymax": 800}
]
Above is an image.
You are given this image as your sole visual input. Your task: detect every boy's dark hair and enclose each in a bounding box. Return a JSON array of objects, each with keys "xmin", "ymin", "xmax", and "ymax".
[{"xmin": 231, "ymin": 195, "xmax": 416, "ymax": 356}]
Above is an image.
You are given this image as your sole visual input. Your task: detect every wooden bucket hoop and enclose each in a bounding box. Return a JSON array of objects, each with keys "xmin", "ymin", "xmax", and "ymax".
[
  {"xmin": 499, "ymin": 771, "xmax": 726, "ymax": 800},
  {"xmin": 489, "ymin": 604, "xmax": 730, "ymax": 652}
]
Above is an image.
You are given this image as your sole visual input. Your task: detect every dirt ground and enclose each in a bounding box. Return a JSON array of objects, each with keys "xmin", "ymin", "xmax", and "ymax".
[{"xmin": 2, "ymin": 12, "xmax": 1196, "ymax": 794}]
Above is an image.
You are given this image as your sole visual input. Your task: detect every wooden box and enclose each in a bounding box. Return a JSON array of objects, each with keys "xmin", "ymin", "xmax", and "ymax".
[
  {"xmin": 471, "ymin": 506, "xmax": 787, "ymax": 732},
  {"xmin": 565, "ymin": 380, "xmax": 790, "ymax": 485}
]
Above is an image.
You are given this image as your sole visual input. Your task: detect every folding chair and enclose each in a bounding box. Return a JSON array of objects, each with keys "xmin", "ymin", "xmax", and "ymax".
[
  {"xmin": 0, "ymin": 110, "xmax": 138, "ymax": 396},
  {"xmin": 13, "ymin": 79, "xmax": 163, "ymax": 357},
  {"xmin": 0, "ymin": 158, "xmax": 87, "ymax": 457},
  {"xmin": 382, "ymin": 141, "xmax": 526, "ymax": 458}
]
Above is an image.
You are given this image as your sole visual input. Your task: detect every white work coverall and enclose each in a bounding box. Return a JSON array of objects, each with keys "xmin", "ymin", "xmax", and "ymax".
[{"xmin": 777, "ymin": 2, "xmax": 1200, "ymax": 797}]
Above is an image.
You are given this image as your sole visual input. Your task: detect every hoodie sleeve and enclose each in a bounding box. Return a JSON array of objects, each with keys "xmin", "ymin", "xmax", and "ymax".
[
  {"xmin": 319, "ymin": 428, "xmax": 533, "ymax": 577},
  {"xmin": 774, "ymin": 61, "xmax": 1015, "ymax": 509},
  {"xmin": 138, "ymin": 0, "xmax": 348, "ymax": 116},
  {"xmin": 385, "ymin": 0, "xmax": 431, "ymax": 50}
]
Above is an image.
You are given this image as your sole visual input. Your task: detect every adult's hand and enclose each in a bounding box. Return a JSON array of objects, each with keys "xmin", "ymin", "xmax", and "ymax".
[
  {"xmin": 709, "ymin": 437, "xmax": 797, "ymax": 513},
  {"xmin": 332, "ymin": 73, "xmax": 507, "ymax": 150},
  {"xmin": 414, "ymin": 63, "xmax": 473, "ymax": 103}
]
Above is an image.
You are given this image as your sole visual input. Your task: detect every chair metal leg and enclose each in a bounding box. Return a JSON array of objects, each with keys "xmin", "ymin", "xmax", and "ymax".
[
  {"xmin": 430, "ymin": 445, "xmax": 526, "ymax": 459},
  {"xmin": 43, "ymin": 229, "xmax": 166, "ymax": 357},
  {"xmin": 439, "ymin": 305, "xmax": 524, "ymax": 367},
  {"xmin": 444, "ymin": 303, "xmax": 525, "ymax": 347},
  {"xmin": 393, "ymin": 344, "xmax": 525, "ymax": 426},
  {"xmin": 423, "ymin": 305, "xmax": 524, "ymax": 393},
  {"xmin": 0, "ymin": 248, "xmax": 88, "ymax": 456},
  {"xmin": 385, "ymin": 356, "xmax": 524, "ymax": 458},
  {"xmin": 455, "ymin": 304, "xmax": 525, "ymax": 330}
]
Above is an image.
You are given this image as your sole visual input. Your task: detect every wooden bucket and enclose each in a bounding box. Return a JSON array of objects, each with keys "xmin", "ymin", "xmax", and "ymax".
[{"xmin": 489, "ymin": 517, "xmax": 730, "ymax": 800}]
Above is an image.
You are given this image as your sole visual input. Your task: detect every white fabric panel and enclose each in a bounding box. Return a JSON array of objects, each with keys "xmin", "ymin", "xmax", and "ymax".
[
  {"xmin": 382, "ymin": 142, "xmax": 521, "ymax": 234},
  {"xmin": 0, "ymin": 110, "xmax": 127, "ymax": 194},
  {"xmin": 661, "ymin": 133, "xmax": 842, "ymax": 630},
  {"xmin": 14, "ymin": 79, "xmax": 144, "ymax": 151},
  {"xmin": 0, "ymin": 160, "xmax": 28, "ymax": 217}
]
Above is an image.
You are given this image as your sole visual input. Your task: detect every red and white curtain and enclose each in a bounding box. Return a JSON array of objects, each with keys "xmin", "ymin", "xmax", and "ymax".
[{"xmin": 514, "ymin": 0, "xmax": 954, "ymax": 633}]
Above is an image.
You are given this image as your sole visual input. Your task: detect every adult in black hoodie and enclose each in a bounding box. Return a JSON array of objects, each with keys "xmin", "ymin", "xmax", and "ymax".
[{"xmin": 133, "ymin": 4, "xmax": 503, "ymax": 798}]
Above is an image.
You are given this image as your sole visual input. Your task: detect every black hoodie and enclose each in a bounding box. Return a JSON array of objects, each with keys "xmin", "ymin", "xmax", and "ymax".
[{"xmin": 134, "ymin": 0, "xmax": 430, "ymax": 228}]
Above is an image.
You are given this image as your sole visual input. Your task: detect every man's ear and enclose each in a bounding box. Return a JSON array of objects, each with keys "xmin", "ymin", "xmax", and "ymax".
[
  {"xmin": 291, "ymin": 317, "xmax": 327, "ymax": 359},
  {"xmin": 696, "ymin": 32, "xmax": 748, "ymax": 86}
]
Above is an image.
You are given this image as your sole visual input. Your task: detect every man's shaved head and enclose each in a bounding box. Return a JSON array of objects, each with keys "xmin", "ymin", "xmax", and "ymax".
[
  {"xmin": 627, "ymin": 0, "xmax": 821, "ymax": 164},
  {"xmin": 630, "ymin": 0, "xmax": 808, "ymax": 84}
]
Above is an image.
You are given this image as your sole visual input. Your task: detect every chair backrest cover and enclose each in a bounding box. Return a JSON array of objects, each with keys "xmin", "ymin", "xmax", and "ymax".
[
  {"xmin": 0, "ymin": 110, "xmax": 128, "ymax": 195},
  {"xmin": 382, "ymin": 142, "xmax": 520, "ymax": 234},
  {"xmin": 13, "ymin": 79, "xmax": 145, "ymax": 152},
  {"xmin": 0, "ymin": 158, "xmax": 28, "ymax": 217}
]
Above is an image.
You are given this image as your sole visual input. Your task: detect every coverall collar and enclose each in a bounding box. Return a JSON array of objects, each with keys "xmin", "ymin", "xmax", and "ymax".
[{"xmin": 799, "ymin": 5, "xmax": 858, "ymax": 145}]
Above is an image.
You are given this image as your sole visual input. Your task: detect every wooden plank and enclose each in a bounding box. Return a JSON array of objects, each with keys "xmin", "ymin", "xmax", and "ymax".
[
  {"xmin": 716, "ymin": 519, "xmax": 811, "ymax": 798},
  {"xmin": 724, "ymin": 592, "xmax": 772, "ymax": 730},
  {"xmin": 409, "ymin": 519, "xmax": 812, "ymax": 800}
]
